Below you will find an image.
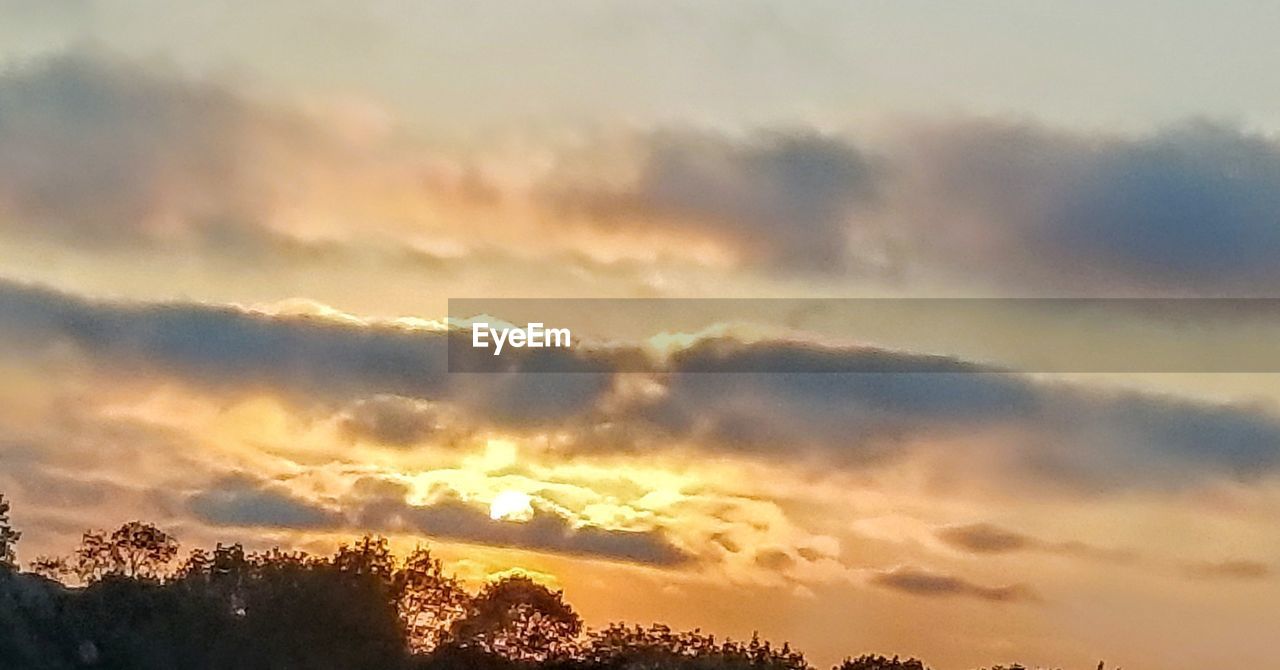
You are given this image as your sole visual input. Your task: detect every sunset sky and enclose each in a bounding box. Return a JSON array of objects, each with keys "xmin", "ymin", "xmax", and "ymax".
[{"xmin": 2, "ymin": 3, "xmax": 1279, "ymax": 669}]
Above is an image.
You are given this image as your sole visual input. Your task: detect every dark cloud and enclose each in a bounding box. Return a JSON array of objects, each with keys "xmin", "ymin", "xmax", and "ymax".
[
  {"xmin": 936, "ymin": 523, "xmax": 1135, "ymax": 563},
  {"xmin": 1183, "ymin": 559, "xmax": 1272, "ymax": 581},
  {"xmin": 640, "ymin": 341, "xmax": 1280, "ymax": 487},
  {"xmin": 896, "ymin": 120, "xmax": 1280, "ymax": 294},
  {"xmin": 870, "ymin": 566, "xmax": 1038, "ymax": 603},
  {"xmin": 0, "ymin": 277, "xmax": 449, "ymax": 398},
  {"xmin": 0, "ymin": 279, "xmax": 609, "ymax": 425},
  {"xmin": 188, "ymin": 476, "xmax": 342, "ymax": 529},
  {"xmin": 753, "ymin": 548, "xmax": 795, "ymax": 571},
  {"xmin": 542, "ymin": 120, "xmax": 1280, "ymax": 293},
  {"xmin": 936, "ymin": 523, "xmax": 1033, "ymax": 554},
  {"xmin": 547, "ymin": 129, "xmax": 882, "ymax": 273}
]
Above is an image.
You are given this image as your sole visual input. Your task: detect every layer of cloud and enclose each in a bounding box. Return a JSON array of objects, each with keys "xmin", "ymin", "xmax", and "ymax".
[
  {"xmin": 0, "ymin": 278, "xmax": 609, "ymax": 425},
  {"xmin": 8, "ymin": 51, "xmax": 1280, "ymax": 295},
  {"xmin": 870, "ymin": 566, "xmax": 1038, "ymax": 603},
  {"xmin": 632, "ymin": 340, "xmax": 1280, "ymax": 489},
  {"xmin": 357, "ymin": 492, "xmax": 691, "ymax": 567},
  {"xmin": 185, "ymin": 474, "xmax": 690, "ymax": 566},
  {"xmin": 538, "ymin": 120, "xmax": 1280, "ymax": 293},
  {"xmin": 3, "ymin": 279, "xmax": 1280, "ymax": 495}
]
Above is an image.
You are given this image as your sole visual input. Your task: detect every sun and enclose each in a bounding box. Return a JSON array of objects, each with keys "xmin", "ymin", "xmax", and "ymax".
[{"xmin": 489, "ymin": 490, "xmax": 534, "ymax": 521}]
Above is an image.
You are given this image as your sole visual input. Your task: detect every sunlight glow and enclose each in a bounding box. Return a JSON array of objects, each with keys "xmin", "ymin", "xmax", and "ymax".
[{"xmin": 489, "ymin": 490, "xmax": 534, "ymax": 521}]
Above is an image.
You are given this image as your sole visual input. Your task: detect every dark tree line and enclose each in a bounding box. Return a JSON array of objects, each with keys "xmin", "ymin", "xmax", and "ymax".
[{"xmin": 0, "ymin": 494, "xmax": 1090, "ymax": 669}]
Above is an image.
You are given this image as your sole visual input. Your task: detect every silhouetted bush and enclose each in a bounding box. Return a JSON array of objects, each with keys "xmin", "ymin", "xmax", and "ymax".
[{"xmin": 835, "ymin": 655, "xmax": 929, "ymax": 670}]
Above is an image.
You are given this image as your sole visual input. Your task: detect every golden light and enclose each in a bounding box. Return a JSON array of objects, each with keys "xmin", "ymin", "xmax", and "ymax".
[{"xmin": 489, "ymin": 490, "xmax": 534, "ymax": 521}]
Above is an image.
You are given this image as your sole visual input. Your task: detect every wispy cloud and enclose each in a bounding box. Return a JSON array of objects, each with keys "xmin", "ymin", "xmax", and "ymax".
[
  {"xmin": 1183, "ymin": 559, "xmax": 1272, "ymax": 581},
  {"xmin": 936, "ymin": 523, "xmax": 1134, "ymax": 563},
  {"xmin": 870, "ymin": 566, "xmax": 1039, "ymax": 604}
]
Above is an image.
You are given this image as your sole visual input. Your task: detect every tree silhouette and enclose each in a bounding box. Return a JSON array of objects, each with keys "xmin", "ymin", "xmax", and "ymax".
[
  {"xmin": 230, "ymin": 545, "xmax": 405, "ymax": 669},
  {"xmin": 72, "ymin": 521, "xmax": 179, "ymax": 582},
  {"xmin": 395, "ymin": 545, "xmax": 468, "ymax": 653},
  {"xmin": 835, "ymin": 654, "xmax": 929, "ymax": 670},
  {"xmin": 0, "ymin": 494, "xmax": 19, "ymax": 571},
  {"xmin": 450, "ymin": 574, "xmax": 582, "ymax": 662},
  {"xmin": 580, "ymin": 623, "xmax": 809, "ymax": 669},
  {"xmin": 27, "ymin": 555, "xmax": 71, "ymax": 581},
  {"xmin": 334, "ymin": 534, "xmax": 397, "ymax": 580}
]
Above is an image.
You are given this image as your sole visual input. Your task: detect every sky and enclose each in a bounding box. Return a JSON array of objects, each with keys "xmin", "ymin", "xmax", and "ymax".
[{"xmin": 1, "ymin": 3, "xmax": 1278, "ymax": 669}]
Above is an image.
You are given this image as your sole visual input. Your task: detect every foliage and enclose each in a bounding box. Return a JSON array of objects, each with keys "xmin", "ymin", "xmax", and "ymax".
[
  {"xmin": 0, "ymin": 493, "xmax": 20, "ymax": 570},
  {"xmin": 449, "ymin": 574, "xmax": 582, "ymax": 662},
  {"xmin": 71, "ymin": 521, "xmax": 179, "ymax": 582},
  {"xmin": 579, "ymin": 623, "xmax": 810, "ymax": 669},
  {"xmin": 835, "ymin": 655, "xmax": 929, "ymax": 670},
  {"xmin": 395, "ymin": 545, "xmax": 469, "ymax": 652},
  {"xmin": 28, "ymin": 555, "xmax": 72, "ymax": 581}
]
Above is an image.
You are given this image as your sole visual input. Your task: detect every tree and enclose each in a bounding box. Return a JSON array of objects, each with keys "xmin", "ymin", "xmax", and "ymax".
[
  {"xmin": 581, "ymin": 623, "xmax": 809, "ymax": 670},
  {"xmin": 72, "ymin": 521, "xmax": 179, "ymax": 582},
  {"xmin": 224, "ymin": 544, "xmax": 405, "ymax": 670},
  {"xmin": 835, "ymin": 655, "xmax": 929, "ymax": 670},
  {"xmin": 175, "ymin": 543, "xmax": 252, "ymax": 618},
  {"xmin": 334, "ymin": 534, "xmax": 397, "ymax": 581},
  {"xmin": 450, "ymin": 574, "xmax": 582, "ymax": 662},
  {"xmin": 394, "ymin": 545, "xmax": 468, "ymax": 653},
  {"xmin": 0, "ymin": 493, "xmax": 20, "ymax": 571},
  {"xmin": 27, "ymin": 555, "xmax": 71, "ymax": 581}
]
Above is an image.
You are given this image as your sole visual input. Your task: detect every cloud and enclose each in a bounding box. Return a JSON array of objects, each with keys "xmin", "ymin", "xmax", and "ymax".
[
  {"xmin": 870, "ymin": 566, "xmax": 1038, "ymax": 603},
  {"xmin": 0, "ymin": 278, "xmax": 609, "ymax": 425},
  {"xmin": 0, "ymin": 50, "xmax": 282, "ymax": 245},
  {"xmin": 541, "ymin": 119, "xmax": 1280, "ymax": 293},
  {"xmin": 936, "ymin": 523, "xmax": 1034, "ymax": 554},
  {"xmin": 639, "ymin": 340, "xmax": 1280, "ymax": 488},
  {"xmin": 8, "ymin": 49, "xmax": 1280, "ymax": 296},
  {"xmin": 753, "ymin": 548, "xmax": 795, "ymax": 571},
  {"xmin": 0, "ymin": 49, "xmax": 468, "ymax": 277},
  {"xmin": 182, "ymin": 473, "xmax": 690, "ymax": 566},
  {"xmin": 339, "ymin": 395, "xmax": 448, "ymax": 447},
  {"xmin": 545, "ymin": 129, "xmax": 882, "ymax": 273},
  {"xmin": 0, "ymin": 277, "xmax": 448, "ymax": 398},
  {"xmin": 893, "ymin": 119, "xmax": 1280, "ymax": 294},
  {"xmin": 3, "ymin": 279, "xmax": 1280, "ymax": 493},
  {"xmin": 187, "ymin": 475, "xmax": 342, "ymax": 529},
  {"xmin": 936, "ymin": 523, "xmax": 1135, "ymax": 563},
  {"xmin": 1183, "ymin": 559, "xmax": 1272, "ymax": 581},
  {"xmin": 358, "ymin": 494, "xmax": 692, "ymax": 567}
]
